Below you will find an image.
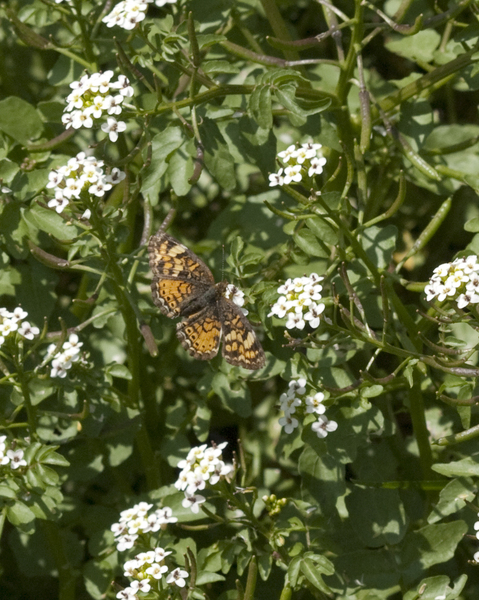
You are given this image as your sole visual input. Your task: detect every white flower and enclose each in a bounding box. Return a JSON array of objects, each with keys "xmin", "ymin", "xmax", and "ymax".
[
  {"xmin": 7, "ymin": 449, "xmax": 27, "ymax": 469},
  {"xmin": 279, "ymin": 415, "xmax": 299, "ymax": 434},
  {"xmin": 48, "ymin": 191, "xmax": 69, "ymax": 214},
  {"xmin": 283, "ymin": 164, "xmax": 303, "ymax": 184},
  {"xmin": 130, "ymin": 580, "xmax": 151, "ymax": 594},
  {"xmin": 289, "ymin": 378, "xmax": 307, "ymax": 395},
  {"xmin": 225, "ymin": 284, "xmax": 245, "ymax": 307},
  {"xmin": 303, "ymin": 302, "xmax": 325, "ymax": 328},
  {"xmin": 0, "ymin": 319, "xmax": 18, "ymax": 337},
  {"xmin": 116, "ymin": 588, "xmax": 137, "ymax": 600},
  {"xmin": 268, "ymin": 296, "xmax": 292, "ymax": 319},
  {"xmin": 116, "ymin": 534, "xmax": 138, "ymax": 552},
  {"xmin": 101, "ymin": 117, "xmax": 127, "ymax": 142},
  {"xmin": 155, "ymin": 0, "xmax": 178, "ymax": 5},
  {"xmin": 17, "ymin": 321, "xmax": 40, "ymax": 340},
  {"xmin": 182, "ymin": 494, "xmax": 206, "ymax": 514},
  {"xmin": 305, "ymin": 393, "xmax": 326, "ymax": 414},
  {"xmin": 166, "ymin": 567, "xmax": 189, "ymax": 588},
  {"xmin": 277, "ymin": 144, "xmax": 298, "ymax": 163},
  {"xmin": 269, "ymin": 169, "xmax": 284, "ymax": 187},
  {"xmin": 154, "ymin": 547, "xmax": 172, "ymax": 561},
  {"xmin": 280, "ymin": 393, "xmax": 302, "ymax": 414},
  {"xmin": 123, "ymin": 559, "xmax": 140, "ymax": 577},
  {"xmin": 311, "ymin": 416, "xmax": 338, "ymax": 438},
  {"xmin": 308, "ymin": 156, "xmax": 327, "ymax": 177},
  {"xmin": 285, "ymin": 312, "xmax": 305, "ymax": 330},
  {"xmin": 146, "ymin": 562, "xmax": 169, "ymax": 579}
]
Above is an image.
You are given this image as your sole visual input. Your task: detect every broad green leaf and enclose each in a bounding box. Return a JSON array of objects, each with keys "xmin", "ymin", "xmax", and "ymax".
[
  {"xmin": 293, "ymin": 228, "xmax": 328, "ymax": 257},
  {"xmin": 202, "ymin": 118, "xmax": 236, "ymax": 191},
  {"xmin": 399, "ymin": 521, "xmax": 468, "ymax": 583},
  {"xmin": 306, "ymin": 217, "xmax": 338, "ymax": 245},
  {"xmin": 0, "ymin": 97, "xmax": 43, "ymax": 144},
  {"xmin": 299, "ymin": 445, "xmax": 346, "ymax": 515},
  {"xmin": 23, "ymin": 203, "xmax": 78, "ymax": 240},
  {"xmin": 385, "ymin": 30, "xmax": 441, "ymax": 63},
  {"xmin": 432, "ymin": 455, "xmax": 479, "ymax": 477},
  {"xmin": 105, "ymin": 364, "xmax": 132, "ymax": 380},
  {"xmin": 142, "ymin": 125, "xmax": 184, "ymax": 192},
  {"xmin": 300, "ymin": 558, "xmax": 332, "ymax": 593},
  {"xmin": 167, "ymin": 145, "xmax": 193, "ymax": 197},
  {"xmin": 362, "ymin": 225, "xmax": 397, "ymax": 270},
  {"xmin": 403, "ymin": 576, "xmax": 450, "ymax": 600},
  {"xmin": 427, "ymin": 478, "xmax": 476, "ymax": 523},
  {"xmin": 6, "ymin": 501, "xmax": 36, "ymax": 526},
  {"xmin": 346, "ymin": 488, "xmax": 408, "ymax": 547}
]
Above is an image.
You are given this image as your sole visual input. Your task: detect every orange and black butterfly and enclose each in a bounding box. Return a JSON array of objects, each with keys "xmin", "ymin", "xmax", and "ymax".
[{"xmin": 148, "ymin": 232, "xmax": 265, "ymax": 370}]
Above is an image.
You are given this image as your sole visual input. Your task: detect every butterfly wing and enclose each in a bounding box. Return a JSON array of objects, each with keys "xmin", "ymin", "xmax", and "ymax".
[
  {"xmin": 176, "ymin": 305, "xmax": 222, "ymax": 360},
  {"xmin": 148, "ymin": 232, "xmax": 215, "ymax": 318},
  {"xmin": 219, "ymin": 297, "xmax": 266, "ymax": 370}
]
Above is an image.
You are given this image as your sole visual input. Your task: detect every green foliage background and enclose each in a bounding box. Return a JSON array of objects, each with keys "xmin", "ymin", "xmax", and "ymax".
[{"xmin": 2, "ymin": 0, "xmax": 479, "ymax": 599}]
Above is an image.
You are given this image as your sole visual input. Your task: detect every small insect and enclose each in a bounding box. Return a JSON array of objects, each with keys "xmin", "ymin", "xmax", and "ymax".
[{"xmin": 148, "ymin": 231, "xmax": 265, "ymax": 370}]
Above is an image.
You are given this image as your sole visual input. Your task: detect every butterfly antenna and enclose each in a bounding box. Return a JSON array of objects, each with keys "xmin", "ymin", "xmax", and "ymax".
[
  {"xmin": 158, "ymin": 207, "xmax": 176, "ymax": 234},
  {"xmin": 222, "ymin": 244, "xmax": 226, "ymax": 282}
]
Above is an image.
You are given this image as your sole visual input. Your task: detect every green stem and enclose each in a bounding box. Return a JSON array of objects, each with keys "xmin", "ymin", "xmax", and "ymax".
[
  {"xmin": 41, "ymin": 521, "xmax": 77, "ymax": 600},
  {"xmin": 409, "ymin": 376, "xmax": 434, "ymax": 480},
  {"xmin": 435, "ymin": 423, "xmax": 479, "ymax": 446},
  {"xmin": 244, "ymin": 556, "xmax": 258, "ymax": 600},
  {"xmin": 379, "ymin": 47, "xmax": 479, "ymax": 114},
  {"xmin": 259, "ymin": 0, "xmax": 299, "ymax": 62}
]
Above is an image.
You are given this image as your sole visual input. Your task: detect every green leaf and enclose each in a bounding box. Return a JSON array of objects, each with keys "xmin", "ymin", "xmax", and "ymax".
[
  {"xmin": 300, "ymin": 558, "xmax": 332, "ymax": 593},
  {"xmin": 432, "ymin": 454, "xmax": 479, "ymax": 477},
  {"xmin": 0, "ymin": 97, "xmax": 43, "ymax": 144},
  {"xmin": 23, "ymin": 203, "xmax": 78, "ymax": 240},
  {"xmin": 345, "ymin": 488, "xmax": 408, "ymax": 547},
  {"xmin": 0, "ymin": 484, "xmax": 17, "ymax": 500},
  {"xmin": 293, "ymin": 228, "xmax": 328, "ymax": 257},
  {"xmin": 211, "ymin": 372, "xmax": 252, "ymax": 417},
  {"xmin": 305, "ymin": 217, "xmax": 338, "ymax": 246},
  {"xmin": 105, "ymin": 363, "xmax": 132, "ymax": 380},
  {"xmin": 427, "ymin": 478, "xmax": 476, "ymax": 523},
  {"xmin": 362, "ymin": 225, "xmax": 397, "ymax": 270},
  {"xmin": 385, "ymin": 30, "xmax": 441, "ymax": 63},
  {"xmin": 399, "ymin": 521, "xmax": 468, "ymax": 583},
  {"xmin": 202, "ymin": 118, "xmax": 236, "ymax": 191},
  {"xmin": 249, "ymin": 85, "xmax": 273, "ymax": 130},
  {"xmin": 167, "ymin": 145, "xmax": 193, "ymax": 197},
  {"xmin": 142, "ymin": 125, "xmax": 184, "ymax": 195},
  {"xmin": 6, "ymin": 501, "xmax": 36, "ymax": 526},
  {"xmin": 196, "ymin": 572, "xmax": 226, "ymax": 585}
]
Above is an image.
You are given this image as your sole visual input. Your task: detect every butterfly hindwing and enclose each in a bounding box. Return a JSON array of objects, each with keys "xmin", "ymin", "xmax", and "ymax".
[{"xmin": 219, "ymin": 297, "xmax": 266, "ymax": 370}]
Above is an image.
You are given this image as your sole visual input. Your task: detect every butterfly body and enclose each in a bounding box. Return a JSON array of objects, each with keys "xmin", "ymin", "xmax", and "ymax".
[{"xmin": 148, "ymin": 232, "xmax": 265, "ymax": 370}]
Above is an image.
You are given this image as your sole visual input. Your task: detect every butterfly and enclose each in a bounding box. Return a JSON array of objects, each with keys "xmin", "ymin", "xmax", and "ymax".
[{"xmin": 148, "ymin": 231, "xmax": 266, "ymax": 370}]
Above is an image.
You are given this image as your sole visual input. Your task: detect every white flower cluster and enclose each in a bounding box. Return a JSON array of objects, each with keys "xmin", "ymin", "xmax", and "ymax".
[
  {"xmin": 268, "ymin": 274, "xmax": 325, "ymax": 330},
  {"xmin": 110, "ymin": 502, "xmax": 186, "ymax": 599},
  {"xmin": 103, "ymin": 0, "xmax": 177, "ymax": 30},
  {"xmin": 0, "ymin": 307, "xmax": 40, "ymax": 348},
  {"xmin": 269, "ymin": 142, "xmax": 327, "ymax": 187},
  {"xmin": 425, "ymin": 255, "xmax": 479, "ymax": 310},
  {"xmin": 473, "ymin": 516, "xmax": 479, "ymax": 563},
  {"xmin": 0, "ymin": 436, "xmax": 27, "ymax": 470},
  {"xmin": 111, "ymin": 501, "xmax": 177, "ymax": 552},
  {"xmin": 46, "ymin": 151, "xmax": 125, "ymax": 214},
  {"xmin": 174, "ymin": 442, "xmax": 233, "ymax": 514},
  {"xmin": 279, "ymin": 379, "xmax": 338, "ymax": 439},
  {"xmin": 47, "ymin": 333, "xmax": 83, "ymax": 379},
  {"xmin": 62, "ymin": 70, "xmax": 133, "ymax": 141}
]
